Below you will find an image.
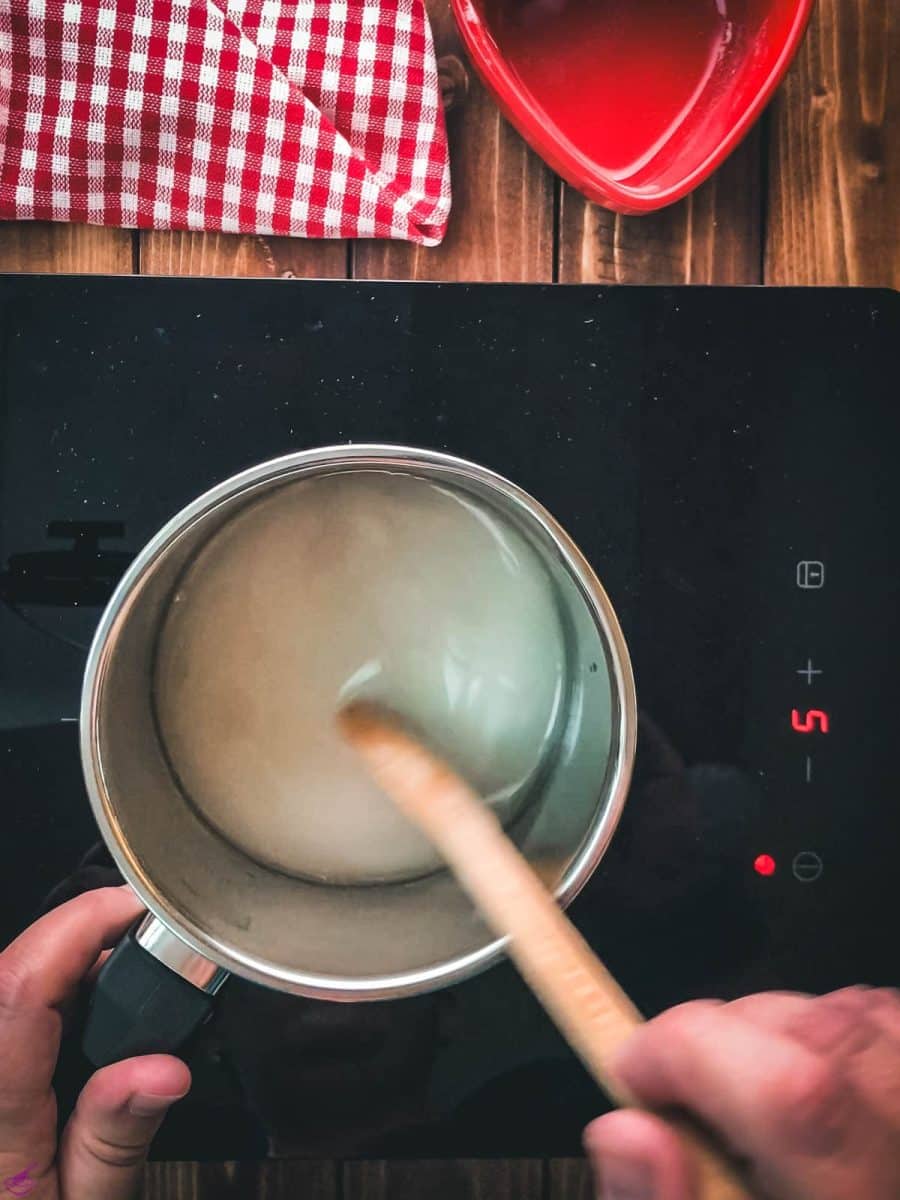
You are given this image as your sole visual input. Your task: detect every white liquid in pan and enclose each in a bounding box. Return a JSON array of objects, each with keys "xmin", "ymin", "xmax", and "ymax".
[{"xmin": 154, "ymin": 470, "xmax": 567, "ymax": 884}]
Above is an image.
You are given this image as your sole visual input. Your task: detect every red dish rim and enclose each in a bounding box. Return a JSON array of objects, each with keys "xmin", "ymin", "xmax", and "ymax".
[{"xmin": 450, "ymin": 0, "xmax": 816, "ymax": 214}]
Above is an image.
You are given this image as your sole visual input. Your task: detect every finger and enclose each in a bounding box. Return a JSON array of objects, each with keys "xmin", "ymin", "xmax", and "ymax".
[
  {"xmin": 613, "ymin": 1001, "xmax": 865, "ymax": 1160},
  {"xmin": 0, "ymin": 889, "xmax": 146, "ymax": 1166},
  {"xmin": 727, "ymin": 987, "xmax": 896, "ymax": 1052},
  {"xmin": 54, "ymin": 952, "xmax": 116, "ymax": 1033},
  {"xmin": 824, "ymin": 990, "xmax": 900, "ymax": 1130},
  {"xmin": 52, "ymin": 949, "xmax": 116, "ymax": 1035},
  {"xmin": 584, "ymin": 1110, "xmax": 695, "ymax": 1200},
  {"xmin": 863, "ymin": 988, "xmax": 900, "ymax": 1045},
  {"xmin": 85, "ymin": 949, "xmax": 113, "ymax": 989},
  {"xmin": 1, "ymin": 886, "xmax": 143, "ymax": 1011},
  {"xmin": 729, "ymin": 989, "xmax": 900, "ymax": 1128},
  {"xmin": 59, "ymin": 1055, "xmax": 190, "ymax": 1200},
  {"xmin": 725, "ymin": 991, "xmax": 811, "ymax": 1027},
  {"xmin": 727, "ymin": 990, "xmax": 872, "ymax": 1055}
]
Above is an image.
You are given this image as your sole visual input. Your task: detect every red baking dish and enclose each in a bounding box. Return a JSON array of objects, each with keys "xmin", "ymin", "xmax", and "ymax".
[{"xmin": 451, "ymin": 0, "xmax": 815, "ymax": 213}]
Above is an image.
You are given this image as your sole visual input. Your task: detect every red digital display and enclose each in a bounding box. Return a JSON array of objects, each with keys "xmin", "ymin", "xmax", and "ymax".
[
  {"xmin": 791, "ymin": 708, "xmax": 829, "ymax": 734},
  {"xmin": 754, "ymin": 854, "xmax": 776, "ymax": 877}
]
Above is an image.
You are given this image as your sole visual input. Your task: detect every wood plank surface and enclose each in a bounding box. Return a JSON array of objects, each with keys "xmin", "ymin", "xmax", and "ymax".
[
  {"xmin": 0, "ymin": 223, "xmax": 134, "ymax": 274},
  {"xmin": 140, "ymin": 1158, "xmax": 566, "ymax": 1200},
  {"xmin": 547, "ymin": 1159, "xmax": 592, "ymax": 1200},
  {"xmin": 139, "ymin": 232, "xmax": 348, "ymax": 279},
  {"xmin": 352, "ymin": 0, "xmax": 554, "ymax": 282},
  {"xmin": 143, "ymin": 1159, "xmax": 338, "ymax": 1200},
  {"xmin": 1, "ymin": 1, "xmax": 897, "ymax": 286},
  {"xmin": 765, "ymin": 0, "xmax": 900, "ymax": 286},
  {"xmin": 557, "ymin": 129, "xmax": 762, "ymax": 285},
  {"xmin": 344, "ymin": 1159, "xmax": 545, "ymax": 1200}
]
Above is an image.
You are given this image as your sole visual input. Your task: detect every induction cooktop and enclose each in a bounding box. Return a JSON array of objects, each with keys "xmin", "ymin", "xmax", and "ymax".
[{"xmin": 0, "ymin": 277, "xmax": 897, "ymax": 1160}]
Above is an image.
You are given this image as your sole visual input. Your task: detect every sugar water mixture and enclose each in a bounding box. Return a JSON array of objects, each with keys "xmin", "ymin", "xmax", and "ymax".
[{"xmin": 154, "ymin": 470, "xmax": 567, "ymax": 884}]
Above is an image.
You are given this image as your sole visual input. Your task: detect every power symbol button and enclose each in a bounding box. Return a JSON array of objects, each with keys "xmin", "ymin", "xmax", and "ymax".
[
  {"xmin": 792, "ymin": 851, "xmax": 824, "ymax": 883},
  {"xmin": 796, "ymin": 561, "xmax": 825, "ymax": 589}
]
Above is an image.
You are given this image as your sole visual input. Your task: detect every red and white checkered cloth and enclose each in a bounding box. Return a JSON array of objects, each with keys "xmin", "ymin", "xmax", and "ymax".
[{"xmin": 0, "ymin": 0, "xmax": 451, "ymax": 243}]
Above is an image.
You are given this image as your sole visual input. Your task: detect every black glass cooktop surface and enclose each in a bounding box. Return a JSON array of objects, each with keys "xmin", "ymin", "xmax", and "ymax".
[{"xmin": 0, "ymin": 277, "xmax": 897, "ymax": 1159}]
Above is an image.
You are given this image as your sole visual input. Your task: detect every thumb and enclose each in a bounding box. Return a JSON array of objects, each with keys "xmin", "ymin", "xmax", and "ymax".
[
  {"xmin": 584, "ymin": 1111, "xmax": 696, "ymax": 1200},
  {"xmin": 59, "ymin": 1055, "xmax": 190, "ymax": 1200}
]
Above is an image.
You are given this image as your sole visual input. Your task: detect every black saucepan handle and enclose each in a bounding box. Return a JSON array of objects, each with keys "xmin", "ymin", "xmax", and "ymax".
[{"xmin": 83, "ymin": 920, "xmax": 227, "ymax": 1067}]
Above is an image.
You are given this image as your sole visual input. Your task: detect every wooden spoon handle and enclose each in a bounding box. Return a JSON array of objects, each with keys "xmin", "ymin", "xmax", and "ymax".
[{"xmin": 339, "ymin": 702, "xmax": 753, "ymax": 1200}]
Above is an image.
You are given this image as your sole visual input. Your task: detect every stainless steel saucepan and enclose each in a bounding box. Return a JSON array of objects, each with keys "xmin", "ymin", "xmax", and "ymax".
[{"xmin": 81, "ymin": 445, "xmax": 636, "ymax": 1065}]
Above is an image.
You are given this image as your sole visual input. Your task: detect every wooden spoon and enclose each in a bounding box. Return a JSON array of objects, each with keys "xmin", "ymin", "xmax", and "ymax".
[{"xmin": 338, "ymin": 700, "xmax": 752, "ymax": 1200}]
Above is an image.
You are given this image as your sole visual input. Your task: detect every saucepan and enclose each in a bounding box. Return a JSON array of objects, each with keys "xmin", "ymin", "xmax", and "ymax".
[{"xmin": 80, "ymin": 445, "xmax": 636, "ymax": 1066}]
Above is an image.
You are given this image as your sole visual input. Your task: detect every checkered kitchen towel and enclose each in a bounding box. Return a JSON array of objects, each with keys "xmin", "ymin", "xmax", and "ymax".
[{"xmin": 0, "ymin": 0, "xmax": 451, "ymax": 243}]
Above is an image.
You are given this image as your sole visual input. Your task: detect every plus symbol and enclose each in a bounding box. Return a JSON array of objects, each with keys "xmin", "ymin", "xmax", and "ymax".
[{"xmin": 797, "ymin": 659, "xmax": 822, "ymax": 685}]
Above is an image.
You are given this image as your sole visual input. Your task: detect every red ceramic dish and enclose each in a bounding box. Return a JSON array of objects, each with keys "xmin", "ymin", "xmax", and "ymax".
[{"xmin": 451, "ymin": 0, "xmax": 815, "ymax": 213}]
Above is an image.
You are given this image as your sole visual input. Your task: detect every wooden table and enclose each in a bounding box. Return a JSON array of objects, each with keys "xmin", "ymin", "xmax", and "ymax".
[
  {"xmin": 4, "ymin": 1, "xmax": 896, "ymax": 1196},
  {"xmin": 0, "ymin": 0, "xmax": 897, "ymax": 286}
]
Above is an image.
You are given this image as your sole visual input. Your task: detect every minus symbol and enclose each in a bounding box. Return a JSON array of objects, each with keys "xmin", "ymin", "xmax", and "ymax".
[
  {"xmin": 805, "ymin": 755, "xmax": 812, "ymax": 783},
  {"xmin": 60, "ymin": 717, "xmax": 78, "ymax": 723}
]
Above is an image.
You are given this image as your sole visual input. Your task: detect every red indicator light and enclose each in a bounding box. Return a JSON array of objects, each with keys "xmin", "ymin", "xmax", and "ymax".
[
  {"xmin": 791, "ymin": 708, "xmax": 830, "ymax": 734},
  {"xmin": 754, "ymin": 854, "xmax": 776, "ymax": 877}
]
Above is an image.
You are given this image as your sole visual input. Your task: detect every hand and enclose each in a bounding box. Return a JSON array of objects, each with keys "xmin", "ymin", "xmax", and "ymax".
[
  {"xmin": 0, "ymin": 886, "xmax": 191, "ymax": 1199},
  {"xmin": 585, "ymin": 989, "xmax": 900, "ymax": 1199}
]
